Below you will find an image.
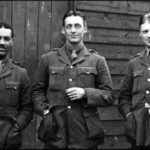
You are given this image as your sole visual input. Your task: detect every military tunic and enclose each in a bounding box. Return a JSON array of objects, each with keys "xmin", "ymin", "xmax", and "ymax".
[
  {"xmin": 118, "ymin": 50, "xmax": 150, "ymax": 146},
  {"xmin": 32, "ymin": 44, "xmax": 113, "ymax": 149},
  {"xmin": 0, "ymin": 57, "xmax": 33, "ymax": 148}
]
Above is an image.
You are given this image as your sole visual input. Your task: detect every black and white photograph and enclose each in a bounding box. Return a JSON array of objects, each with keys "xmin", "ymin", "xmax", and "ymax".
[{"xmin": 0, "ymin": 1, "xmax": 150, "ymax": 149}]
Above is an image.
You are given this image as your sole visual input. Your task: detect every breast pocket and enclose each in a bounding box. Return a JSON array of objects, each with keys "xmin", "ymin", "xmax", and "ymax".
[
  {"xmin": 5, "ymin": 81, "xmax": 20, "ymax": 105},
  {"xmin": 49, "ymin": 67, "xmax": 65, "ymax": 90},
  {"xmin": 133, "ymin": 70, "xmax": 144, "ymax": 93},
  {"xmin": 77, "ymin": 67, "xmax": 97, "ymax": 87}
]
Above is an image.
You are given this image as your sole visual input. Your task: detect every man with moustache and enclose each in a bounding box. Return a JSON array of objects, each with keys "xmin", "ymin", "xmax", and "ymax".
[
  {"xmin": 32, "ymin": 10, "xmax": 113, "ymax": 149},
  {"xmin": 0, "ymin": 23, "xmax": 33, "ymax": 149},
  {"xmin": 118, "ymin": 12, "xmax": 150, "ymax": 148}
]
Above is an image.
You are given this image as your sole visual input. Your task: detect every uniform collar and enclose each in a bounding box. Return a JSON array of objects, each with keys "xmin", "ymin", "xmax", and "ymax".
[
  {"xmin": 57, "ymin": 44, "xmax": 90, "ymax": 65},
  {"xmin": 0, "ymin": 56, "xmax": 13, "ymax": 77},
  {"xmin": 139, "ymin": 50, "xmax": 150, "ymax": 67}
]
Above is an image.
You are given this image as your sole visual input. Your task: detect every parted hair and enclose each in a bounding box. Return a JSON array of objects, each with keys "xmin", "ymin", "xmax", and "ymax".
[
  {"xmin": 62, "ymin": 10, "xmax": 87, "ymax": 27},
  {"xmin": 139, "ymin": 12, "xmax": 150, "ymax": 27}
]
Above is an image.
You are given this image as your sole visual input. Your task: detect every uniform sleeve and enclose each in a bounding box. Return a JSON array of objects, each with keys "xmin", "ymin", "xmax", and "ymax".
[
  {"xmin": 16, "ymin": 69, "xmax": 33, "ymax": 130},
  {"xmin": 84, "ymin": 56, "xmax": 114, "ymax": 107},
  {"xmin": 118, "ymin": 61, "xmax": 133, "ymax": 119},
  {"xmin": 31, "ymin": 55, "xmax": 49, "ymax": 116}
]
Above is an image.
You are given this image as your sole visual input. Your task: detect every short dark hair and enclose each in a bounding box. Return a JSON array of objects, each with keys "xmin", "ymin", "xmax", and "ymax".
[
  {"xmin": 0, "ymin": 22, "xmax": 14, "ymax": 38},
  {"xmin": 139, "ymin": 12, "xmax": 150, "ymax": 27},
  {"xmin": 62, "ymin": 10, "xmax": 87, "ymax": 27}
]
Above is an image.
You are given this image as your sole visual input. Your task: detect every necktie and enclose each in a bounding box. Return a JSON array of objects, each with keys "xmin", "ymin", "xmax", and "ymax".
[{"xmin": 71, "ymin": 50, "xmax": 77, "ymax": 61}]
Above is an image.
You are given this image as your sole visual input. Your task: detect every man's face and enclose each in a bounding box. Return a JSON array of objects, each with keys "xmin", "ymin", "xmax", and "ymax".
[
  {"xmin": 140, "ymin": 21, "xmax": 150, "ymax": 47},
  {"xmin": 62, "ymin": 15, "xmax": 87, "ymax": 44},
  {"xmin": 0, "ymin": 27, "xmax": 13, "ymax": 57}
]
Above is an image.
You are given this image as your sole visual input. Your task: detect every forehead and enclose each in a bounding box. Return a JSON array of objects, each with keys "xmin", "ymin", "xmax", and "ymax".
[
  {"xmin": 0, "ymin": 27, "xmax": 11, "ymax": 36},
  {"xmin": 65, "ymin": 16, "xmax": 84, "ymax": 25}
]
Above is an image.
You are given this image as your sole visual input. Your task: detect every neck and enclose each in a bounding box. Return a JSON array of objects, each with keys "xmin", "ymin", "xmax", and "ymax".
[{"xmin": 66, "ymin": 41, "xmax": 84, "ymax": 51}]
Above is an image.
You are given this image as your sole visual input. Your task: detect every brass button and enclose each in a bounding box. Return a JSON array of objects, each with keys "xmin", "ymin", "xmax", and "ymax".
[
  {"xmin": 146, "ymin": 90, "xmax": 150, "ymax": 94},
  {"xmin": 67, "ymin": 106, "xmax": 71, "ymax": 109},
  {"xmin": 69, "ymin": 79, "xmax": 72, "ymax": 82}
]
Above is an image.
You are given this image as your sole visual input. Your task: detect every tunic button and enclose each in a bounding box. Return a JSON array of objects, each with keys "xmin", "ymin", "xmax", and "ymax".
[
  {"xmin": 67, "ymin": 106, "xmax": 71, "ymax": 109},
  {"xmin": 69, "ymin": 79, "xmax": 72, "ymax": 82},
  {"xmin": 146, "ymin": 90, "xmax": 150, "ymax": 94},
  {"xmin": 148, "ymin": 67, "xmax": 150, "ymax": 70},
  {"xmin": 147, "ymin": 78, "xmax": 150, "ymax": 82}
]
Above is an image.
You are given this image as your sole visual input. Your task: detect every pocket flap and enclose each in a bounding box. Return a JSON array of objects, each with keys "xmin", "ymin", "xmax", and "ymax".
[
  {"xmin": 78, "ymin": 67, "xmax": 97, "ymax": 75},
  {"xmin": 5, "ymin": 81, "xmax": 20, "ymax": 90},
  {"xmin": 83, "ymin": 108, "xmax": 98, "ymax": 117},
  {"xmin": 133, "ymin": 70, "xmax": 144, "ymax": 77},
  {"xmin": 49, "ymin": 67, "xmax": 65, "ymax": 75}
]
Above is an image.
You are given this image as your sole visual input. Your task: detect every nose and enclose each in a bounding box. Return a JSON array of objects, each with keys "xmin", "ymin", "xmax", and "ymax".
[
  {"xmin": 71, "ymin": 26, "xmax": 76, "ymax": 33},
  {"xmin": 0, "ymin": 38, "xmax": 5, "ymax": 45}
]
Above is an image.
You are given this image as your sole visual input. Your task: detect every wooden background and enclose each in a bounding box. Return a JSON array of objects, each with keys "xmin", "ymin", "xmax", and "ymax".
[{"xmin": 0, "ymin": 1, "xmax": 150, "ymax": 149}]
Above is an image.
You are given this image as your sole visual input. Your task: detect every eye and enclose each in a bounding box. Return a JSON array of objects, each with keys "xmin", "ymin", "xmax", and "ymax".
[
  {"xmin": 142, "ymin": 30, "xmax": 148, "ymax": 34},
  {"xmin": 75, "ymin": 24, "xmax": 81, "ymax": 29},
  {"xmin": 4, "ymin": 37, "xmax": 11, "ymax": 41},
  {"xmin": 66, "ymin": 24, "xmax": 72, "ymax": 29}
]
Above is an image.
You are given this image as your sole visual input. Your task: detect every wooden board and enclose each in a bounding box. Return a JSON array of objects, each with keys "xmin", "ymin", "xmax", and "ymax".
[
  {"xmin": 85, "ymin": 43, "xmax": 144, "ymax": 60},
  {"xmin": 38, "ymin": 1, "xmax": 52, "ymax": 59},
  {"xmin": 0, "ymin": 1, "xmax": 12, "ymax": 24},
  {"xmin": 107, "ymin": 60, "xmax": 128, "ymax": 75},
  {"xmin": 98, "ymin": 106, "xmax": 124, "ymax": 121},
  {"xmin": 84, "ymin": 28, "xmax": 143, "ymax": 45},
  {"xmin": 83, "ymin": 10, "xmax": 141, "ymax": 30},
  {"xmin": 77, "ymin": 1, "xmax": 150, "ymax": 15},
  {"xmin": 12, "ymin": 1, "xmax": 25, "ymax": 66},
  {"xmin": 25, "ymin": 1, "xmax": 38, "ymax": 80},
  {"xmin": 51, "ymin": 1, "xmax": 69, "ymax": 48}
]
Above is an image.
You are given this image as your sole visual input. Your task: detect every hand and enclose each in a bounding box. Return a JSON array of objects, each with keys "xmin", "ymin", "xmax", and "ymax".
[
  {"xmin": 66, "ymin": 87, "xmax": 86, "ymax": 101},
  {"xmin": 5, "ymin": 123, "xmax": 22, "ymax": 149},
  {"xmin": 9, "ymin": 123, "xmax": 20, "ymax": 136}
]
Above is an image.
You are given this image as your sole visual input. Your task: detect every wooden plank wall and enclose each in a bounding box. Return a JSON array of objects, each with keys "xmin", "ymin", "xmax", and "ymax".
[
  {"xmin": 75, "ymin": 1, "xmax": 150, "ymax": 149},
  {"xmin": 0, "ymin": 1, "xmax": 69, "ymax": 149}
]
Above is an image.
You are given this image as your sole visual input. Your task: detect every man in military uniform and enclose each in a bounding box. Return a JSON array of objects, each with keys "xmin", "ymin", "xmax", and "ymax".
[
  {"xmin": 0, "ymin": 23, "xmax": 33, "ymax": 149},
  {"xmin": 32, "ymin": 10, "xmax": 113, "ymax": 149},
  {"xmin": 118, "ymin": 12, "xmax": 150, "ymax": 148}
]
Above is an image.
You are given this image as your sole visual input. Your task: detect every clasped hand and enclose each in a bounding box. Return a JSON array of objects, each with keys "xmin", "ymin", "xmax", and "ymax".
[{"xmin": 66, "ymin": 87, "xmax": 85, "ymax": 101}]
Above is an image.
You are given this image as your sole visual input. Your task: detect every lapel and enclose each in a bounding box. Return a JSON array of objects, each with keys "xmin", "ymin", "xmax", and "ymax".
[
  {"xmin": 0, "ymin": 57, "xmax": 13, "ymax": 78},
  {"xmin": 140, "ymin": 50, "xmax": 150, "ymax": 67},
  {"xmin": 57, "ymin": 46, "xmax": 72, "ymax": 65},
  {"xmin": 72, "ymin": 46, "xmax": 90, "ymax": 65}
]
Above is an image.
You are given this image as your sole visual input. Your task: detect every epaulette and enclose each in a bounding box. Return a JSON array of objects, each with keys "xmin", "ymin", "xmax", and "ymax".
[
  {"xmin": 51, "ymin": 48, "xmax": 59, "ymax": 51},
  {"xmin": 11, "ymin": 59, "xmax": 23, "ymax": 68},
  {"xmin": 88, "ymin": 49, "xmax": 101, "ymax": 55},
  {"xmin": 132, "ymin": 52, "xmax": 141, "ymax": 58}
]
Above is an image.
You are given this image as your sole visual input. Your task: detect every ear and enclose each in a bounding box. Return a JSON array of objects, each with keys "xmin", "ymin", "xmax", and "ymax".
[
  {"xmin": 84, "ymin": 26, "xmax": 87, "ymax": 33},
  {"xmin": 61, "ymin": 27, "xmax": 65, "ymax": 35},
  {"xmin": 10, "ymin": 39, "xmax": 13, "ymax": 46}
]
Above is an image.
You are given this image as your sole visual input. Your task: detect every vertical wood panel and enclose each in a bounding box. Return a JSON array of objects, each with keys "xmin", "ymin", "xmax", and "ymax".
[
  {"xmin": 25, "ymin": 1, "xmax": 38, "ymax": 80},
  {"xmin": 38, "ymin": 1, "xmax": 52, "ymax": 59},
  {"xmin": 0, "ymin": 1, "xmax": 12, "ymax": 24},
  {"xmin": 12, "ymin": 1, "xmax": 25, "ymax": 66},
  {"xmin": 51, "ymin": 1, "xmax": 69, "ymax": 48},
  {"xmin": 23, "ymin": 1, "xmax": 39, "ymax": 149}
]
